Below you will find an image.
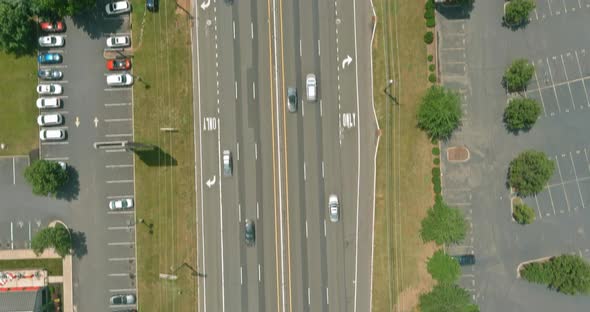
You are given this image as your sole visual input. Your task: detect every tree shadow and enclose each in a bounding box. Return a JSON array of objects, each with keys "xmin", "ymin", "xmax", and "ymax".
[
  {"xmin": 436, "ymin": 2, "xmax": 474, "ymax": 20},
  {"xmin": 9, "ymin": 20, "xmax": 37, "ymax": 57},
  {"xmin": 70, "ymin": 230, "xmax": 87, "ymax": 259},
  {"xmin": 502, "ymin": 17, "xmax": 531, "ymax": 31},
  {"xmin": 56, "ymin": 166, "xmax": 80, "ymax": 202},
  {"xmin": 69, "ymin": 7, "xmax": 124, "ymax": 40},
  {"xmin": 134, "ymin": 145, "xmax": 177, "ymax": 167}
]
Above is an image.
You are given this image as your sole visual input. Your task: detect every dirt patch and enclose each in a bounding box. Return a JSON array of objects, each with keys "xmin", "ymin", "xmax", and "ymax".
[
  {"xmin": 447, "ymin": 146, "xmax": 469, "ymax": 162},
  {"xmin": 176, "ymin": 0, "xmax": 191, "ymax": 15},
  {"xmin": 394, "ymin": 242, "xmax": 437, "ymax": 312}
]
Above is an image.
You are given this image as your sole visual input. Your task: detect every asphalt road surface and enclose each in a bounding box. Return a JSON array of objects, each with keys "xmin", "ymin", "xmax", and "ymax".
[{"xmin": 193, "ymin": 0, "xmax": 377, "ymax": 310}]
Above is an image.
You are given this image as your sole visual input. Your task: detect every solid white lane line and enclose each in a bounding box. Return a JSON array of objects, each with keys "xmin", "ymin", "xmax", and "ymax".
[
  {"xmin": 353, "ymin": 0, "xmax": 363, "ymax": 309},
  {"xmin": 217, "ymin": 115, "xmax": 227, "ymax": 312},
  {"xmin": 303, "ymin": 162, "xmax": 307, "ymax": 181}
]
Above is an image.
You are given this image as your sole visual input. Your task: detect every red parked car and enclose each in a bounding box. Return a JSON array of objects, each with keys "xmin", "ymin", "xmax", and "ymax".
[
  {"xmin": 40, "ymin": 21, "xmax": 64, "ymax": 32},
  {"xmin": 106, "ymin": 58, "xmax": 131, "ymax": 71}
]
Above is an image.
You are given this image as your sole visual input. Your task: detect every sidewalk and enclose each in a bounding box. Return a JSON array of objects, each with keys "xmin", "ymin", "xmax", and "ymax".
[{"xmin": 0, "ymin": 249, "xmax": 73, "ymax": 312}]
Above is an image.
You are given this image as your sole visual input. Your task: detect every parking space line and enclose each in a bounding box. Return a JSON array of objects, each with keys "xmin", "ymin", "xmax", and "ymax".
[
  {"xmin": 547, "ymin": 185, "xmax": 558, "ymax": 215},
  {"xmin": 555, "ymin": 156, "xmax": 571, "ymax": 212},
  {"xmin": 534, "ymin": 195, "xmax": 543, "ymax": 219},
  {"xmin": 107, "ymin": 194, "xmax": 134, "ymax": 199},
  {"xmin": 560, "ymin": 54, "xmax": 576, "ymax": 111},
  {"xmin": 574, "ymin": 51, "xmax": 590, "ymax": 106},
  {"xmin": 108, "ymin": 226, "xmax": 134, "ymax": 230},
  {"xmin": 108, "ymin": 242, "xmax": 134, "ymax": 246},
  {"xmin": 105, "ymin": 149, "xmax": 126, "ymax": 153},
  {"xmin": 533, "ymin": 64, "xmax": 548, "ymax": 116},
  {"xmin": 12, "ymin": 157, "xmax": 15, "ymax": 185},
  {"xmin": 569, "ymin": 152, "xmax": 585, "ymax": 209},
  {"xmin": 548, "ymin": 0, "xmax": 554, "ymax": 16},
  {"xmin": 108, "ymin": 273, "xmax": 131, "ymax": 277},
  {"xmin": 547, "ymin": 175, "xmax": 590, "ymax": 187},
  {"xmin": 43, "ymin": 157, "xmax": 69, "ymax": 161},
  {"xmin": 105, "ymin": 103, "xmax": 132, "ymax": 107},
  {"xmin": 106, "ymin": 133, "xmax": 133, "ymax": 138},
  {"xmin": 105, "ymin": 164, "xmax": 133, "ymax": 168},
  {"xmin": 104, "ymin": 118, "xmax": 132, "ymax": 122},
  {"xmin": 41, "ymin": 142, "xmax": 69, "ymax": 146},
  {"xmin": 546, "ymin": 58, "xmax": 562, "ymax": 112},
  {"xmin": 10, "ymin": 222, "xmax": 13, "ymax": 250},
  {"xmin": 585, "ymin": 149, "xmax": 590, "ymax": 174},
  {"xmin": 106, "ymin": 180, "xmax": 133, "ymax": 184},
  {"xmin": 39, "ymin": 65, "xmax": 67, "ymax": 69},
  {"xmin": 108, "ymin": 257, "xmax": 135, "ymax": 261},
  {"xmin": 104, "ymin": 88, "xmax": 132, "ymax": 92},
  {"xmin": 107, "ymin": 211, "xmax": 134, "ymax": 215},
  {"xmin": 109, "ymin": 288, "xmax": 136, "ymax": 293}
]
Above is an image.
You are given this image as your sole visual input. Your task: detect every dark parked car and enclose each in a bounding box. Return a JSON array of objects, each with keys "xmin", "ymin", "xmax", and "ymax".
[
  {"xmin": 146, "ymin": 0, "xmax": 158, "ymax": 11},
  {"xmin": 38, "ymin": 69, "xmax": 62, "ymax": 80},
  {"xmin": 452, "ymin": 254, "xmax": 476, "ymax": 266},
  {"xmin": 244, "ymin": 219, "xmax": 255, "ymax": 246},
  {"xmin": 38, "ymin": 53, "xmax": 62, "ymax": 64}
]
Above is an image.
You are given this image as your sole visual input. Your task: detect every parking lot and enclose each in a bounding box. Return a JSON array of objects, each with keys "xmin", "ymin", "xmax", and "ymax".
[
  {"xmin": 529, "ymin": 0, "xmax": 590, "ymax": 23},
  {"xmin": 34, "ymin": 2, "xmax": 138, "ymax": 310}
]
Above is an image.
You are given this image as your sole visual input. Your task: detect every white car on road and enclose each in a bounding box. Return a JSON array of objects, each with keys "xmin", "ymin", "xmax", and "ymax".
[
  {"xmin": 109, "ymin": 198, "xmax": 134, "ymax": 210},
  {"xmin": 37, "ymin": 84, "xmax": 62, "ymax": 95},
  {"xmin": 106, "ymin": 73, "xmax": 133, "ymax": 86},
  {"xmin": 36, "ymin": 97, "xmax": 61, "ymax": 109},
  {"xmin": 106, "ymin": 36, "xmax": 130, "ymax": 48},
  {"xmin": 37, "ymin": 113, "xmax": 63, "ymax": 126},
  {"xmin": 329, "ymin": 194, "xmax": 339, "ymax": 222},
  {"xmin": 38, "ymin": 35, "xmax": 64, "ymax": 47},
  {"xmin": 105, "ymin": 1, "xmax": 131, "ymax": 15},
  {"xmin": 39, "ymin": 129, "xmax": 66, "ymax": 141}
]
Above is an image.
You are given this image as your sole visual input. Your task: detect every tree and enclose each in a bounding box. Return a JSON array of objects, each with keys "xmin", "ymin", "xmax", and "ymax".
[
  {"xmin": 504, "ymin": 98, "xmax": 541, "ymax": 131},
  {"xmin": 24, "ymin": 160, "xmax": 69, "ymax": 196},
  {"xmin": 419, "ymin": 283, "xmax": 480, "ymax": 312},
  {"xmin": 421, "ymin": 201, "xmax": 467, "ymax": 245},
  {"xmin": 513, "ymin": 203, "xmax": 535, "ymax": 224},
  {"xmin": 31, "ymin": 224, "xmax": 72, "ymax": 258},
  {"xmin": 0, "ymin": 1, "xmax": 36, "ymax": 55},
  {"xmin": 508, "ymin": 150, "xmax": 555, "ymax": 197},
  {"xmin": 521, "ymin": 254, "xmax": 590, "ymax": 295},
  {"xmin": 31, "ymin": 0, "xmax": 96, "ymax": 19},
  {"xmin": 504, "ymin": 0, "xmax": 536, "ymax": 25},
  {"xmin": 417, "ymin": 86, "xmax": 462, "ymax": 141},
  {"xmin": 427, "ymin": 250, "xmax": 461, "ymax": 283},
  {"xmin": 504, "ymin": 58, "xmax": 535, "ymax": 92}
]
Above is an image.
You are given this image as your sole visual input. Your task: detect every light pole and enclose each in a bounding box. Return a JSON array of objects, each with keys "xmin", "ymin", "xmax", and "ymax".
[{"xmin": 383, "ymin": 79, "xmax": 398, "ymax": 104}]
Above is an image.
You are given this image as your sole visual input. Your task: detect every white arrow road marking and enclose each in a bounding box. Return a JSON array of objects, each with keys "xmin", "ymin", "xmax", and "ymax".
[
  {"xmin": 342, "ymin": 55, "xmax": 353, "ymax": 69},
  {"xmin": 206, "ymin": 175, "xmax": 216, "ymax": 188},
  {"xmin": 200, "ymin": 0, "xmax": 210, "ymax": 10},
  {"xmin": 75, "ymin": 116, "xmax": 80, "ymax": 127},
  {"xmin": 94, "ymin": 117, "xmax": 99, "ymax": 128}
]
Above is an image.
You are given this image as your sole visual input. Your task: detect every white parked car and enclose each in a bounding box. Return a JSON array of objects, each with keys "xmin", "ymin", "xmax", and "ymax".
[
  {"xmin": 37, "ymin": 84, "xmax": 62, "ymax": 95},
  {"xmin": 105, "ymin": 1, "xmax": 131, "ymax": 15},
  {"xmin": 36, "ymin": 97, "xmax": 61, "ymax": 109},
  {"xmin": 39, "ymin": 129, "xmax": 66, "ymax": 141},
  {"xmin": 37, "ymin": 113, "xmax": 63, "ymax": 126},
  {"xmin": 109, "ymin": 198, "xmax": 134, "ymax": 210},
  {"xmin": 106, "ymin": 36, "xmax": 130, "ymax": 48},
  {"xmin": 38, "ymin": 35, "xmax": 64, "ymax": 47},
  {"xmin": 106, "ymin": 73, "xmax": 133, "ymax": 86}
]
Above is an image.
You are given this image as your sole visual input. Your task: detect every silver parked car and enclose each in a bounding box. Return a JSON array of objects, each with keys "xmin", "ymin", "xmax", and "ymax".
[
  {"xmin": 109, "ymin": 198, "xmax": 134, "ymax": 210},
  {"xmin": 109, "ymin": 294, "xmax": 136, "ymax": 305},
  {"xmin": 328, "ymin": 194, "xmax": 339, "ymax": 222},
  {"xmin": 37, "ymin": 113, "xmax": 63, "ymax": 126}
]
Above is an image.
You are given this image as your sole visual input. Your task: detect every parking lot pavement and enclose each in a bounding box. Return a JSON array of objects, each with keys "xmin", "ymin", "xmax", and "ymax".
[
  {"xmin": 521, "ymin": 147, "xmax": 590, "ymax": 219},
  {"xmin": 524, "ymin": 48, "xmax": 590, "ymax": 118},
  {"xmin": 529, "ymin": 0, "xmax": 590, "ymax": 23},
  {"xmin": 34, "ymin": 6, "xmax": 137, "ymax": 310}
]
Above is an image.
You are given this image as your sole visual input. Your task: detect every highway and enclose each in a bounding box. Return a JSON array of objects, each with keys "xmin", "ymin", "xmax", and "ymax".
[{"xmin": 193, "ymin": 0, "xmax": 377, "ymax": 310}]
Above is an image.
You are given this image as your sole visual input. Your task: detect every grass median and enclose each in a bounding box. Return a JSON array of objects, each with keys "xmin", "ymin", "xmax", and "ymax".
[
  {"xmin": 132, "ymin": 0, "xmax": 197, "ymax": 310},
  {"xmin": 371, "ymin": 0, "xmax": 436, "ymax": 311},
  {"xmin": 0, "ymin": 258, "xmax": 62, "ymax": 276},
  {"xmin": 0, "ymin": 51, "xmax": 38, "ymax": 156}
]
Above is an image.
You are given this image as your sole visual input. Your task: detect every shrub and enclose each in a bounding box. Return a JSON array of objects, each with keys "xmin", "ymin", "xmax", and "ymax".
[
  {"xmin": 513, "ymin": 203, "xmax": 535, "ymax": 224},
  {"xmin": 427, "ymin": 250, "xmax": 461, "ymax": 283},
  {"xmin": 434, "ymin": 183, "xmax": 442, "ymax": 194},
  {"xmin": 428, "ymin": 54, "xmax": 434, "ymax": 62},
  {"xmin": 521, "ymin": 254, "xmax": 590, "ymax": 295},
  {"xmin": 433, "ymin": 158, "xmax": 440, "ymax": 165},
  {"xmin": 426, "ymin": 18, "xmax": 436, "ymax": 28},
  {"xmin": 505, "ymin": 0, "xmax": 536, "ymax": 25},
  {"xmin": 421, "ymin": 201, "xmax": 467, "ymax": 245},
  {"xmin": 424, "ymin": 31, "xmax": 434, "ymax": 44},
  {"xmin": 432, "ymin": 167, "xmax": 441, "ymax": 176},
  {"xmin": 431, "ymin": 137, "xmax": 438, "ymax": 144},
  {"xmin": 434, "ymin": 194, "xmax": 443, "ymax": 204},
  {"xmin": 425, "ymin": 0, "xmax": 435, "ymax": 11},
  {"xmin": 429, "ymin": 64, "xmax": 436, "ymax": 72},
  {"xmin": 429, "ymin": 73, "xmax": 437, "ymax": 83},
  {"xmin": 432, "ymin": 147, "xmax": 440, "ymax": 155},
  {"xmin": 432, "ymin": 175, "xmax": 441, "ymax": 184},
  {"xmin": 424, "ymin": 10, "xmax": 434, "ymax": 19},
  {"xmin": 504, "ymin": 98, "xmax": 541, "ymax": 131},
  {"xmin": 504, "ymin": 58, "xmax": 535, "ymax": 92},
  {"xmin": 508, "ymin": 150, "xmax": 555, "ymax": 197}
]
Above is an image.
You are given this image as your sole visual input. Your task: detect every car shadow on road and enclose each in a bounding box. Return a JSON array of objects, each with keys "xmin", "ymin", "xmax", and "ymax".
[
  {"xmin": 69, "ymin": 9, "xmax": 124, "ymax": 40},
  {"xmin": 56, "ymin": 166, "xmax": 80, "ymax": 202},
  {"xmin": 134, "ymin": 145, "xmax": 177, "ymax": 167}
]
